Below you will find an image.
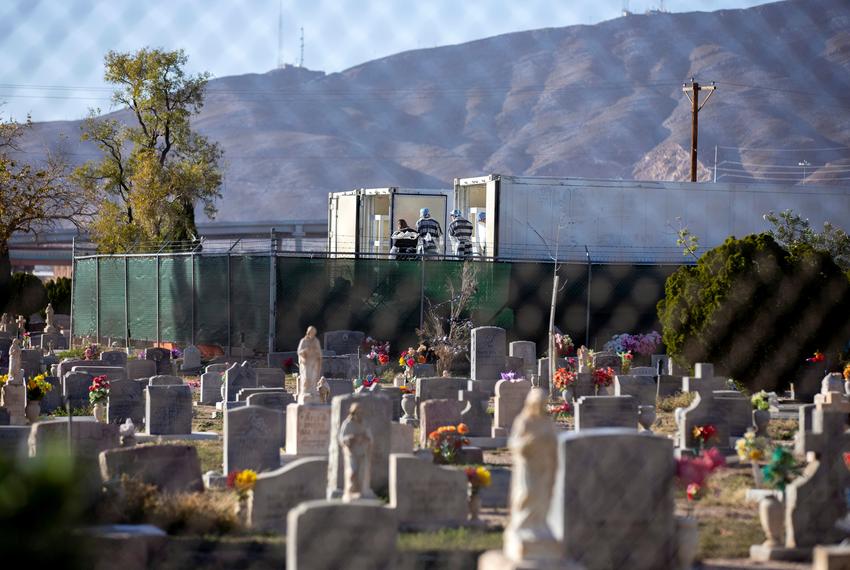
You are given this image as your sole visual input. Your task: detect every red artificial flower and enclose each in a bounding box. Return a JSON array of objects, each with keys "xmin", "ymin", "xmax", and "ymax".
[
  {"xmin": 283, "ymin": 357, "xmax": 294, "ymax": 368},
  {"xmin": 806, "ymin": 351, "xmax": 826, "ymax": 363},
  {"xmin": 378, "ymin": 353, "xmax": 389, "ymax": 365},
  {"xmin": 226, "ymin": 470, "xmax": 238, "ymax": 489},
  {"xmin": 686, "ymin": 483, "xmax": 702, "ymax": 501},
  {"xmin": 844, "ymin": 452, "xmax": 850, "ymax": 472}
]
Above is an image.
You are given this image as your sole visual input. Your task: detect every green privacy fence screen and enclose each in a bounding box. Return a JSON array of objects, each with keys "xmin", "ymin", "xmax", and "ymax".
[{"xmin": 73, "ymin": 254, "xmax": 679, "ymax": 353}]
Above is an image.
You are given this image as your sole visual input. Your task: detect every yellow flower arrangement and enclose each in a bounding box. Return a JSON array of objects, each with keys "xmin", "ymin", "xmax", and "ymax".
[{"xmin": 234, "ymin": 469, "xmax": 257, "ymax": 493}]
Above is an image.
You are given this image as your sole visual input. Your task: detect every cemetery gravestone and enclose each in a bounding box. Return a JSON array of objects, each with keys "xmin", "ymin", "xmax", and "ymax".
[
  {"xmin": 145, "ymin": 347, "xmax": 172, "ymax": 375},
  {"xmin": 21, "ymin": 349, "xmax": 43, "ymax": 377},
  {"xmin": 492, "ymin": 379, "xmax": 532, "ymax": 437},
  {"xmin": 550, "ymin": 430, "xmax": 676, "ymax": 570},
  {"xmin": 416, "ymin": 377, "xmax": 467, "ymax": 412},
  {"xmin": 574, "ymin": 396, "xmax": 638, "ymax": 431},
  {"xmin": 509, "ymin": 341, "xmax": 536, "ymax": 378},
  {"xmin": 460, "ymin": 385, "xmax": 491, "ymax": 437},
  {"xmin": 199, "ymin": 372, "xmax": 223, "ymax": 405},
  {"xmin": 63, "ymin": 371, "xmax": 94, "ymax": 409},
  {"xmin": 323, "ymin": 378, "xmax": 354, "ymax": 400},
  {"xmin": 39, "ymin": 376, "xmax": 62, "ymax": 413},
  {"xmin": 223, "ymin": 362, "xmax": 258, "ymax": 401},
  {"xmin": 327, "ymin": 392, "xmax": 392, "ymax": 497},
  {"xmin": 146, "ymin": 385, "xmax": 192, "ymax": 435},
  {"xmin": 419, "ymin": 399, "xmax": 462, "ymax": 448},
  {"xmin": 58, "ymin": 358, "xmax": 105, "ymax": 380},
  {"xmin": 389, "ymin": 453, "xmax": 467, "ymax": 529},
  {"xmin": 236, "ymin": 387, "xmax": 288, "ymax": 401},
  {"xmin": 287, "ymin": 500, "xmax": 397, "ymax": 570},
  {"xmin": 592, "ymin": 351, "xmax": 622, "ymax": 373},
  {"xmin": 100, "ymin": 350, "xmax": 128, "ymax": 368},
  {"xmin": 413, "ymin": 363, "xmax": 436, "ymax": 379},
  {"xmin": 390, "ymin": 423, "xmax": 414, "ymax": 454},
  {"xmin": 676, "ymin": 365, "xmax": 749, "ymax": 452},
  {"xmin": 71, "ymin": 365, "xmax": 127, "ymax": 381},
  {"xmin": 322, "ymin": 355, "xmax": 358, "ymax": 379},
  {"xmin": 471, "ymin": 326, "xmax": 506, "ymax": 393},
  {"xmin": 255, "ymin": 367, "xmax": 285, "ymax": 388},
  {"xmin": 127, "ymin": 359, "xmax": 157, "ymax": 380},
  {"xmin": 224, "ymin": 406, "xmax": 285, "ymax": 473},
  {"xmin": 180, "ymin": 345, "xmax": 202, "ymax": 371},
  {"xmin": 148, "ymin": 375, "xmax": 183, "ymax": 386},
  {"xmin": 107, "ymin": 379, "xmax": 146, "ymax": 425},
  {"xmin": 285, "ymin": 403, "xmax": 331, "ymax": 456},
  {"xmin": 245, "ymin": 391, "xmax": 294, "ymax": 409},
  {"xmin": 323, "ymin": 330, "xmax": 365, "ymax": 356},
  {"xmin": 615, "ymin": 374, "xmax": 657, "ymax": 407},
  {"xmin": 250, "ymin": 457, "xmax": 328, "ymax": 534},
  {"xmin": 0, "ymin": 426, "xmax": 30, "ymax": 459},
  {"xmin": 100, "ymin": 444, "xmax": 203, "ymax": 493},
  {"xmin": 29, "ymin": 419, "xmax": 119, "ymax": 476}
]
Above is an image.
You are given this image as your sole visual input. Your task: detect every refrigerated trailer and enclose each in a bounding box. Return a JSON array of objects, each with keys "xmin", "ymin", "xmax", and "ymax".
[
  {"xmin": 453, "ymin": 174, "xmax": 850, "ymax": 264},
  {"xmin": 327, "ymin": 187, "xmax": 453, "ymax": 256}
]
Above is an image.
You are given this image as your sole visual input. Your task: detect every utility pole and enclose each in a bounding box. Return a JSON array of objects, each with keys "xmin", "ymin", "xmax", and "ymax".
[{"xmin": 682, "ymin": 79, "xmax": 716, "ymax": 182}]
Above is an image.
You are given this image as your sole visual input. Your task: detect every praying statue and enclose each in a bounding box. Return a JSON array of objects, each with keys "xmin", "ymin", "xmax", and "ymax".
[
  {"xmin": 297, "ymin": 326, "xmax": 323, "ymax": 403},
  {"xmin": 0, "ymin": 313, "xmax": 8, "ymax": 333},
  {"xmin": 44, "ymin": 303, "xmax": 56, "ymax": 334},
  {"xmin": 504, "ymin": 388, "xmax": 560, "ymax": 562},
  {"xmin": 7, "ymin": 338, "xmax": 23, "ymax": 385},
  {"xmin": 339, "ymin": 403, "xmax": 375, "ymax": 502}
]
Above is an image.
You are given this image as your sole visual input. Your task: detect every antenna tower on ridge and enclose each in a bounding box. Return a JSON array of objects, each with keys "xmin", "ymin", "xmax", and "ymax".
[{"xmin": 299, "ymin": 27, "xmax": 304, "ymax": 68}]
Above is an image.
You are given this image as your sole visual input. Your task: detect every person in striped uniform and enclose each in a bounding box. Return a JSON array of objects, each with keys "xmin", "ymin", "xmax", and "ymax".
[
  {"xmin": 416, "ymin": 208, "xmax": 442, "ymax": 256},
  {"xmin": 389, "ymin": 219, "xmax": 419, "ymax": 260},
  {"xmin": 449, "ymin": 209, "xmax": 474, "ymax": 258}
]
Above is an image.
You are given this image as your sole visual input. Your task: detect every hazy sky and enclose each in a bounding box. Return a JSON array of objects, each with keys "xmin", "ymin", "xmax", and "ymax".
[{"xmin": 2, "ymin": 0, "xmax": 772, "ymax": 121}]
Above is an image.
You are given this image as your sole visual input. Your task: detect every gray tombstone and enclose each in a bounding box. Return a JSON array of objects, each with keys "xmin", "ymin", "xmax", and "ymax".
[
  {"xmin": 246, "ymin": 391, "xmax": 295, "ymax": 410},
  {"xmin": 327, "ymin": 392, "xmax": 392, "ymax": 497},
  {"xmin": 180, "ymin": 345, "xmax": 202, "ymax": 371},
  {"xmin": 100, "ymin": 350, "xmax": 128, "ymax": 368},
  {"xmin": 38, "ymin": 376, "xmax": 62, "ymax": 413},
  {"xmin": 21, "ymin": 348, "xmax": 43, "ymax": 377},
  {"xmin": 323, "ymin": 330, "xmax": 365, "ymax": 356},
  {"xmin": 145, "ymin": 385, "xmax": 192, "ymax": 435},
  {"xmin": 127, "ymin": 359, "xmax": 157, "ymax": 380},
  {"xmin": 592, "ymin": 351, "xmax": 622, "ymax": 373},
  {"xmin": 224, "ymin": 405, "xmax": 285, "ymax": 473},
  {"xmin": 492, "ymin": 379, "xmax": 532, "ymax": 437},
  {"xmin": 63, "ymin": 371, "xmax": 93, "ymax": 409},
  {"xmin": 322, "ymin": 355, "xmax": 358, "ymax": 378},
  {"xmin": 471, "ymin": 326, "xmax": 506, "ymax": 392},
  {"xmin": 509, "ymin": 341, "xmax": 537, "ymax": 378},
  {"xmin": 255, "ymin": 367, "xmax": 285, "ymax": 388},
  {"xmin": 459, "ymin": 385, "xmax": 491, "ymax": 437},
  {"xmin": 415, "ymin": 377, "xmax": 467, "ymax": 412},
  {"xmin": 40, "ymin": 331, "xmax": 68, "ymax": 350},
  {"xmin": 412, "ymin": 363, "xmax": 436, "ymax": 379},
  {"xmin": 389, "ymin": 453, "xmax": 468, "ymax": 530},
  {"xmin": 418, "ymin": 399, "xmax": 462, "ymax": 448},
  {"xmin": 676, "ymin": 365, "xmax": 749, "ymax": 452},
  {"xmin": 615, "ymin": 374, "xmax": 657, "ymax": 406},
  {"xmin": 58, "ymin": 358, "xmax": 106, "ymax": 381},
  {"xmin": 0, "ymin": 426, "xmax": 30, "ymax": 459},
  {"xmin": 550, "ymin": 430, "xmax": 676, "ymax": 570},
  {"xmin": 107, "ymin": 379, "xmax": 146, "ymax": 425},
  {"xmin": 323, "ymin": 378, "xmax": 354, "ymax": 400},
  {"xmin": 223, "ymin": 362, "xmax": 258, "ymax": 402},
  {"xmin": 71, "ymin": 365, "xmax": 127, "ymax": 381},
  {"xmin": 100, "ymin": 444, "xmax": 203, "ymax": 493},
  {"xmin": 250, "ymin": 458, "xmax": 328, "ymax": 534},
  {"xmin": 574, "ymin": 395, "xmax": 638, "ymax": 431},
  {"xmin": 199, "ymin": 371, "xmax": 223, "ymax": 405},
  {"xmin": 287, "ymin": 500, "xmax": 397, "ymax": 570},
  {"xmin": 148, "ymin": 375, "xmax": 183, "ymax": 386},
  {"xmin": 144, "ymin": 347, "xmax": 172, "ymax": 375},
  {"xmin": 29, "ymin": 419, "xmax": 119, "ymax": 476},
  {"xmin": 236, "ymin": 387, "xmax": 288, "ymax": 402}
]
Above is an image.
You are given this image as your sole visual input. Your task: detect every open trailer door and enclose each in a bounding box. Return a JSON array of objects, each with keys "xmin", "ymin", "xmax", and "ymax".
[
  {"xmin": 328, "ymin": 192, "xmax": 359, "ymax": 257},
  {"xmin": 390, "ymin": 193, "xmax": 448, "ymax": 254}
]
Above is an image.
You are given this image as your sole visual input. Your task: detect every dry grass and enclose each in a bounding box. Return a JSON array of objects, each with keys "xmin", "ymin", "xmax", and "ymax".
[
  {"xmin": 767, "ymin": 418, "xmax": 798, "ymax": 441},
  {"xmin": 657, "ymin": 392, "xmax": 696, "ymax": 413},
  {"xmin": 398, "ymin": 527, "xmax": 502, "ymax": 551},
  {"xmin": 100, "ymin": 476, "xmax": 240, "ymax": 535}
]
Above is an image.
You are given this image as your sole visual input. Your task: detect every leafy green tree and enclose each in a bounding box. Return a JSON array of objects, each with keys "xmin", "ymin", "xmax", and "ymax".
[
  {"xmin": 764, "ymin": 209, "xmax": 850, "ymax": 272},
  {"xmin": 657, "ymin": 233, "xmax": 850, "ymax": 393},
  {"xmin": 74, "ymin": 48, "xmax": 223, "ymax": 252},
  {"xmin": 0, "ymin": 114, "xmax": 94, "ymax": 310}
]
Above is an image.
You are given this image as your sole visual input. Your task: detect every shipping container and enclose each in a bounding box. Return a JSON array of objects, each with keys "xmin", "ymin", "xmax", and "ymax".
[{"xmin": 453, "ymin": 174, "xmax": 850, "ymax": 263}]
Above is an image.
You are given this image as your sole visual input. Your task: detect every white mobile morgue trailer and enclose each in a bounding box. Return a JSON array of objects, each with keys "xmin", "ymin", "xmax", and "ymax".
[{"xmin": 453, "ymin": 174, "xmax": 850, "ymax": 263}]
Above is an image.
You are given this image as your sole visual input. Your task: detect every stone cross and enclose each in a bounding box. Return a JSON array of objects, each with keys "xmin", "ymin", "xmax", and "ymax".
[
  {"xmin": 785, "ymin": 409, "xmax": 850, "ymax": 548},
  {"xmin": 15, "ymin": 315, "xmax": 25, "ymax": 335}
]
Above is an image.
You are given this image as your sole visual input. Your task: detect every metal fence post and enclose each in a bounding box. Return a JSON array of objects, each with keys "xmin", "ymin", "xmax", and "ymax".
[
  {"xmin": 268, "ymin": 229, "xmax": 277, "ymax": 356},
  {"xmin": 190, "ymin": 251, "xmax": 196, "ymax": 346},
  {"xmin": 124, "ymin": 255, "xmax": 129, "ymax": 348},
  {"xmin": 69, "ymin": 237, "xmax": 76, "ymax": 347},
  {"xmin": 95, "ymin": 256, "xmax": 100, "ymax": 344},
  {"xmin": 226, "ymin": 253, "xmax": 232, "ymax": 355},
  {"xmin": 155, "ymin": 254, "xmax": 160, "ymax": 346}
]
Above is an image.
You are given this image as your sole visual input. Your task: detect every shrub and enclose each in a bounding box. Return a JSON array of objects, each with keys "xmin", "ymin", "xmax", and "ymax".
[
  {"xmin": 3, "ymin": 272, "xmax": 46, "ymax": 317},
  {"xmin": 44, "ymin": 277, "xmax": 71, "ymax": 314},
  {"xmin": 657, "ymin": 234, "xmax": 850, "ymax": 393}
]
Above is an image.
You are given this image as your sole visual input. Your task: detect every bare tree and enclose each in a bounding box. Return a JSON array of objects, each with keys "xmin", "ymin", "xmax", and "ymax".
[{"xmin": 417, "ymin": 261, "xmax": 479, "ymax": 375}]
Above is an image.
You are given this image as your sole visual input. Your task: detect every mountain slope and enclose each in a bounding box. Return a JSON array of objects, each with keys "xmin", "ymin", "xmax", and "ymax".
[{"xmin": 19, "ymin": 0, "xmax": 850, "ymax": 220}]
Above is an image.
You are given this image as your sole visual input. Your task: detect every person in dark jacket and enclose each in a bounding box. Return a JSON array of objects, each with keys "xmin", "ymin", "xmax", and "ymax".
[{"xmin": 390, "ymin": 219, "xmax": 419, "ymax": 260}]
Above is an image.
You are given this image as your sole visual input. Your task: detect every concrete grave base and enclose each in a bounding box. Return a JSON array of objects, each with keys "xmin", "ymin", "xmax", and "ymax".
[
  {"xmin": 468, "ymin": 436, "xmax": 508, "ymax": 449},
  {"xmin": 750, "ymin": 544, "xmax": 812, "ymax": 562},
  {"xmin": 478, "ymin": 550, "xmax": 580, "ymax": 570},
  {"xmin": 135, "ymin": 431, "xmax": 219, "ymax": 443}
]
